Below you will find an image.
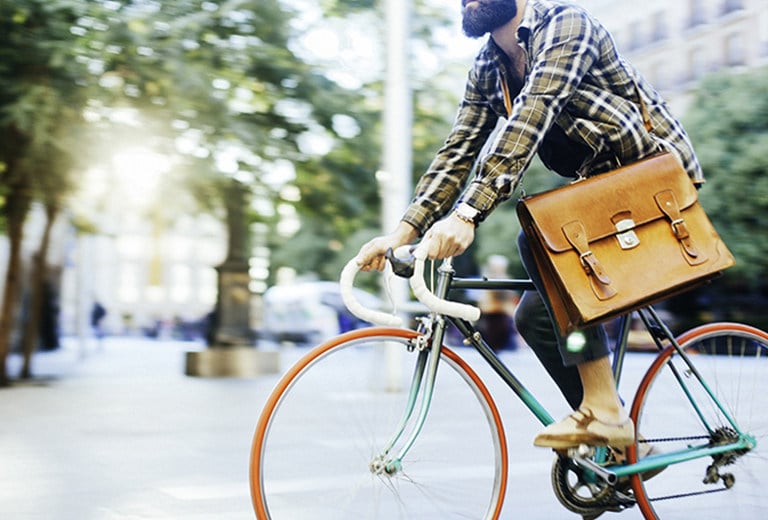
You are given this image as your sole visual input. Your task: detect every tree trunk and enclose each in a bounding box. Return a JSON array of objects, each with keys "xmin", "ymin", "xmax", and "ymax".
[
  {"xmin": 0, "ymin": 191, "xmax": 30, "ymax": 387},
  {"xmin": 19, "ymin": 204, "xmax": 58, "ymax": 379}
]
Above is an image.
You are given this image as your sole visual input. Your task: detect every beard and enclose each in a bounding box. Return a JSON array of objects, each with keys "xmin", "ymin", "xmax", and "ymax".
[{"xmin": 461, "ymin": 0, "xmax": 518, "ymax": 38}]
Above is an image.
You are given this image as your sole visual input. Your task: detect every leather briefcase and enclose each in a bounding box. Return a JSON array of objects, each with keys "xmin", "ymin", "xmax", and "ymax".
[{"xmin": 516, "ymin": 152, "xmax": 735, "ymax": 336}]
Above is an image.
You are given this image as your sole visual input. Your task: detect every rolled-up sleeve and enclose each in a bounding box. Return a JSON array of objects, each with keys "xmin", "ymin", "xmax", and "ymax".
[{"xmin": 402, "ymin": 73, "xmax": 498, "ymax": 234}]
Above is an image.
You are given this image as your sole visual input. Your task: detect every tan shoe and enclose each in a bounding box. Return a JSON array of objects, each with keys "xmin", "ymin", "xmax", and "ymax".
[{"xmin": 534, "ymin": 407, "xmax": 635, "ymax": 449}]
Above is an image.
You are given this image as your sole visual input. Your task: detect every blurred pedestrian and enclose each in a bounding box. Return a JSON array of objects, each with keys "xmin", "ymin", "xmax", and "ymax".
[
  {"xmin": 91, "ymin": 301, "xmax": 107, "ymax": 345},
  {"xmin": 477, "ymin": 255, "xmax": 518, "ymax": 351}
]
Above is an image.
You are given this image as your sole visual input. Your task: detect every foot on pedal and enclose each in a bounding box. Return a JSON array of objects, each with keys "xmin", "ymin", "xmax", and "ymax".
[{"xmin": 534, "ymin": 408, "xmax": 635, "ymax": 449}]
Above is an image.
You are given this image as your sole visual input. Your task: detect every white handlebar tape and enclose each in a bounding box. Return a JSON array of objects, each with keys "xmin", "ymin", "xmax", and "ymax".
[
  {"xmin": 409, "ymin": 241, "xmax": 481, "ymax": 322},
  {"xmin": 340, "ymin": 259, "xmax": 403, "ymax": 327}
]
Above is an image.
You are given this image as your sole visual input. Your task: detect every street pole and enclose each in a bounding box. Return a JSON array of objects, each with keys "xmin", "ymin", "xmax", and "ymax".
[{"xmin": 378, "ymin": 0, "xmax": 412, "ymax": 391}]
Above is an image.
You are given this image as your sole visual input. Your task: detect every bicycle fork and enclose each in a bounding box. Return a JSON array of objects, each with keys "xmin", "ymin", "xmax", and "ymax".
[
  {"xmin": 369, "ymin": 316, "xmax": 447, "ymax": 477},
  {"xmin": 370, "ymin": 260, "xmax": 457, "ymax": 477}
]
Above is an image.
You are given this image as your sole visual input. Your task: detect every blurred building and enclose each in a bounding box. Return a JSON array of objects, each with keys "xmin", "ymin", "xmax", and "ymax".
[
  {"xmin": 57, "ymin": 212, "xmax": 226, "ymax": 339},
  {"xmin": 581, "ymin": 0, "xmax": 768, "ymax": 112}
]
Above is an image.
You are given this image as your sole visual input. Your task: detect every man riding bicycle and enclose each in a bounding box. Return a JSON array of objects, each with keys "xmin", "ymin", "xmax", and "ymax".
[{"xmin": 356, "ymin": 0, "xmax": 702, "ymax": 451}]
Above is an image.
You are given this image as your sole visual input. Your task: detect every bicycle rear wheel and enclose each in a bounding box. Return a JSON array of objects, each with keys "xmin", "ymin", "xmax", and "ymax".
[
  {"xmin": 629, "ymin": 322, "xmax": 768, "ymax": 519},
  {"xmin": 250, "ymin": 327, "xmax": 508, "ymax": 519}
]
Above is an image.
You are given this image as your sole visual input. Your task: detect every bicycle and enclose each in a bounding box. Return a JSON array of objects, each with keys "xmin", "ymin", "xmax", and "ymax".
[{"xmin": 249, "ymin": 241, "xmax": 767, "ymax": 519}]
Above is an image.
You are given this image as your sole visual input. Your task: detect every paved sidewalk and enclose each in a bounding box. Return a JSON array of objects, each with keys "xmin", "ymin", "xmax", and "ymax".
[
  {"xmin": 1, "ymin": 336, "xmax": 651, "ymax": 519},
  {"xmin": 1, "ymin": 337, "xmax": 279, "ymax": 520}
]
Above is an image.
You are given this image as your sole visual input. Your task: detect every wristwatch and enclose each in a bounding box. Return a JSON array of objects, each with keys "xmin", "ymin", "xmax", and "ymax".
[{"xmin": 453, "ymin": 202, "xmax": 481, "ymax": 225}]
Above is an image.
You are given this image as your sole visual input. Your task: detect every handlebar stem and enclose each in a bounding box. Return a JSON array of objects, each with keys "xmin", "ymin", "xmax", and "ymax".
[{"xmin": 433, "ymin": 259, "xmax": 456, "ymax": 302}]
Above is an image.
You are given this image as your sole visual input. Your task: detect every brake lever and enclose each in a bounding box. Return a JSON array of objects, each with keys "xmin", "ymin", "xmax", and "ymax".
[{"xmin": 385, "ymin": 246, "xmax": 416, "ymax": 278}]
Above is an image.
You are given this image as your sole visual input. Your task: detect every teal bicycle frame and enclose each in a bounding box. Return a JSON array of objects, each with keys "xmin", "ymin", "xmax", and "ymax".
[{"xmin": 373, "ymin": 257, "xmax": 756, "ymax": 488}]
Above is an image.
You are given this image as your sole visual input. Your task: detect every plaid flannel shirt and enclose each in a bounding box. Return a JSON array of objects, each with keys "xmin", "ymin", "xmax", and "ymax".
[{"xmin": 402, "ymin": 0, "xmax": 703, "ymax": 235}]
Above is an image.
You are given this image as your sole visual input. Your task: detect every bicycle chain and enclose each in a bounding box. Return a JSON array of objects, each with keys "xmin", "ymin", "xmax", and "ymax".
[
  {"xmin": 553, "ymin": 432, "xmax": 735, "ymax": 515},
  {"xmin": 640, "ymin": 433, "xmax": 740, "ymax": 503},
  {"xmin": 650, "ymin": 485, "xmax": 729, "ymax": 503},
  {"xmin": 639, "ymin": 435, "xmax": 709, "ymax": 443}
]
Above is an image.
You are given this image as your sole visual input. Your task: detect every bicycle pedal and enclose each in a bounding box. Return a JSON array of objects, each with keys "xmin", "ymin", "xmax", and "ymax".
[{"xmin": 567, "ymin": 444, "xmax": 596, "ymax": 458}]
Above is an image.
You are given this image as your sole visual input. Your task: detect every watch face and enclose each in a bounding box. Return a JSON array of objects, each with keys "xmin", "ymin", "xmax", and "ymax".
[{"xmin": 457, "ymin": 203, "xmax": 479, "ymax": 221}]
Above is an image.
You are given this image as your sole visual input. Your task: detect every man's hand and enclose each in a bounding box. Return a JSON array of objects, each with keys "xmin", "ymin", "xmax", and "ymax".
[
  {"xmin": 356, "ymin": 221, "xmax": 419, "ymax": 272},
  {"xmin": 356, "ymin": 212, "xmax": 475, "ymax": 273},
  {"xmin": 423, "ymin": 212, "xmax": 476, "ymax": 260}
]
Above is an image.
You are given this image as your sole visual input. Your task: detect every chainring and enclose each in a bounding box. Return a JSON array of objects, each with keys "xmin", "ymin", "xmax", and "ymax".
[{"xmin": 551, "ymin": 454, "xmax": 634, "ymax": 516}]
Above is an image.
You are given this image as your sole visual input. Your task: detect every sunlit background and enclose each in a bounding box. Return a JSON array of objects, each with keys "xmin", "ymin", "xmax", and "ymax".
[
  {"xmin": 1, "ymin": 0, "xmax": 767, "ymax": 357},
  {"xmin": 1, "ymin": 2, "xmax": 768, "ymax": 518}
]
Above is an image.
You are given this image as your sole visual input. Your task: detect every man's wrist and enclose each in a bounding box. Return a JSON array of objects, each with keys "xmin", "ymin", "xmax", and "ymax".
[
  {"xmin": 453, "ymin": 202, "xmax": 481, "ymax": 225},
  {"xmin": 395, "ymin": 220, "xmax": 420, "ymax": 242}
]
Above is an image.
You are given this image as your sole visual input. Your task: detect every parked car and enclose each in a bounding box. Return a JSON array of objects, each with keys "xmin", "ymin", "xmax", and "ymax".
[{"xmin": 261, "ymin": 281, "xmax": 382, "ymax": 345}]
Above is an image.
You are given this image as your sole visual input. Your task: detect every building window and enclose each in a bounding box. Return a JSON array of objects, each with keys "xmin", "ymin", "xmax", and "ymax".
[
  {"xmin": 688, "ymin": 47, "xmax": 708, "ymax": 81},
  {"xmin": 688, "ymin": 0, "xmax": 708, "ymax": 28},
  {"xmin": 721, "ymin": 0, "xmax": 744, "ymax": 16},
  {"xmin": 725, "ymin": 33, "xmax": 745, "ymax": 66},
  {"xmin": 119, "ymin": 264, "xmax": 141, "ymax": 303},
  {"xmin": 645, "ymin": 62, "xmax": 667, "ymax": 91},
  {"xmin": 199, "ymin": 267, "xmax": 218, "ymax": 306},
  {"xmin": 761, "ymin": 13, "xmax": 768, "ymax": 56},
  {"xmin": 627, "ymin": 21, "xmax": 643, "ymax": 51},
  {"xmin": 171, "ymin": 264, "xmax": 192, "ymax": 303},
  {"xmin": 650, "ymin": 12, "xmax": 667, "ymax": 42}
]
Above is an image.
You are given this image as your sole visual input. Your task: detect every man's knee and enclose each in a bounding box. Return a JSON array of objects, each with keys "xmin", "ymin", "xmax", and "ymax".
[
  {"xmin": 514, "ymin": 293, "xmax": 549, "ymax": 345},
  {"xmin": 513, "ymin": 297, "xmax": 534, "ymax": 341}
]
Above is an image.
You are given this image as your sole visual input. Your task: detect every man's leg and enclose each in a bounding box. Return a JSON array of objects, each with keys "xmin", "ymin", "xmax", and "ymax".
[
  {"xmin": 577, "ymin": 356, "xmax": 627, "ymax": 422},
  {"xmin": 533, "ymin": 355, "xmax": 634, "ymax": 449},
  {"xmin": 514, "ymin": 290, "xmax": 583, "ymax": 409},
  {"xmin": 517, "ymin": 232, "xmax": 633, "ymax": 448}
]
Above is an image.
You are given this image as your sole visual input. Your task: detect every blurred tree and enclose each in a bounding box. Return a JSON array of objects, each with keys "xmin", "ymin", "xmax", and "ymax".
[
  {"xmin": 472, "ymin": 157, "xmax": 561, "ymax": 278},
  {"xmin": 666, "ymin": 67, "xmax": 768, "ymax": 329},
  {"xmin": 272, "ymin": 0, "xmax": 465, "ymax": 281},
  {"xmin": 0, "ymin": 0, "xmax": 91, "ymax": 384},
  {"xmin": 685, "ymin": 68, "xmax": 768, "ymax": 285},
  {"xmin": 0, "ymin": 0, "xmax": 394, "ymax": 370},
  {"xmin": 86, "ymin": 0, "xmax": 378, "ymax": 287},
  {"xmin": 279, "ymin": 0, "xmax": 563, "ymax": 283}
]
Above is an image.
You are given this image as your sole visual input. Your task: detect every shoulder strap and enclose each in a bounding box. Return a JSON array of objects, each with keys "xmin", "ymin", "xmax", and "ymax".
[
  {"xmin": 632, "ymin": 77, "xmax": 653, "ymax": 133},
  {"xmin": 501, "ymin": 78, "xmax": 512, "ymax": 117}
]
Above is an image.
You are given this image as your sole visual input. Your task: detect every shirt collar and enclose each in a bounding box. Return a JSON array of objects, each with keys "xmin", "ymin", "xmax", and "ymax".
[
  {"xmin": 517, "ymin": 0, "xmax": 537, "ymax": 43},
  {"xmin": 484, "ymin": 0, "xmax": 536, "ymax": 56}
]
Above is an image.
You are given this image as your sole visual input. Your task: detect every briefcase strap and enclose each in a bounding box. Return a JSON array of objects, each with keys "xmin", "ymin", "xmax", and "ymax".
[
  {"xmin": 654, "ymin": 190, "xmax": 707, "ymax": 265},
  {"xmin": 561, "ymin": 221, "xmax": 618, "ymax": 300}
]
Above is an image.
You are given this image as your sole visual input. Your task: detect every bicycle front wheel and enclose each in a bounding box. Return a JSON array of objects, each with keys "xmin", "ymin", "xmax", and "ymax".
[
  {"xmin": 629, "ymin": 322, "xmax": 768, "ymax": 519},
  {"xmin": 250, "ymin": 327, "xmax": 508, "ymax": 519}
]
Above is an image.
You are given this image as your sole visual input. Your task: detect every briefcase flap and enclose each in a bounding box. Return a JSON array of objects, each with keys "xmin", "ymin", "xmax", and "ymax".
[{"xmin": 519, "ymin": 154, "xmax": 697, "ymax": 254}]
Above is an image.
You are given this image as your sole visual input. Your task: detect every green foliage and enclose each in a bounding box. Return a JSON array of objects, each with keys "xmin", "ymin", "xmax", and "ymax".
[
  {"xmin": 472, "ymin": 156, "xmax": 564, "ymax": 276},
  {"xmin": 269, "ymin": 0, "xmax": 458, "ymax": 281},
  {"xmin": 319, "ymin": 0, "xmax": 377, "ymax": 17},
  {"xmin": 684, "ymin": 67, "xmax": 768, "ymax": 288},
  {"xmin": 656, "ymin": 67, "xmax": 768, "ymax": 330},
  {"xmin": 0, "ymin": 0, "xmax": 92, "ymax": 229}
]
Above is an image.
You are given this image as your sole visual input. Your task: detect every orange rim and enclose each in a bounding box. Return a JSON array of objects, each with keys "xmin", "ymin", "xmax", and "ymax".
[{"xmin": 628, "ymin": 322, "xmax": 768, "ymax": 519}]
